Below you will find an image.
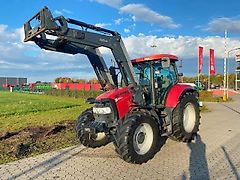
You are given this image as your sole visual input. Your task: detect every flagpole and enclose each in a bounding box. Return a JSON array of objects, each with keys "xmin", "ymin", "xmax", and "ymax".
[
  {"xmin": 223, "ymin": 30, "xmax": 227, "ymax": 101},
  {"xmin": 198, "ymin": 46, "xmax": 203, "ymax": 88},
  {"xmin": 198, "ymin": 48, "xmax": 200, "ymax": 87},
  {"xmin": 208, "ymin": 52, "xmax": 210, "ymax": 91}
]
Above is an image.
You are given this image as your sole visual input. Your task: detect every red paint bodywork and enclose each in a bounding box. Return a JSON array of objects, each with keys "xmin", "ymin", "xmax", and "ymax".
[
  {"xmin": 131, "ymin": 54, "xmax": 178, "ymax": 63},
  {"xmin": 165, "ymin": 83, "xmax": 195, "ymax": 108},
  {"xmin": 96, "ymin": 87, "xmax": 134, "ymax": 119},
  {"xmin": 94, "ymin": 54, "xmax": 194, "ymax": 119}
]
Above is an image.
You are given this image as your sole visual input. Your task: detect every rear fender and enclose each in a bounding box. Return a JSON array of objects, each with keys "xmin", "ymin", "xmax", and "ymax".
[{"xmin": 165, "ymin": 84, "xmax": 196, "ymax": 108}]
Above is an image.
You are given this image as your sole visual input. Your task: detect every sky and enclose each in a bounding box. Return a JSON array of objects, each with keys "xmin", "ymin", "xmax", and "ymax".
[{"xmin": 1, "ymin": 0, "xmax": 240, "ymax": 82}]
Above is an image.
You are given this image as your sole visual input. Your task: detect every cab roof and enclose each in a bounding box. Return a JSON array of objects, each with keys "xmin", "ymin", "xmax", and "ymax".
[{"xmin": 131, "ymin": 54, "xmax": 178, "ymax": 63}]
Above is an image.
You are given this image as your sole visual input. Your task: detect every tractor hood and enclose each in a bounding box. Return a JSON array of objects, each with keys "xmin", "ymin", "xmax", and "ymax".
[
  {"xmin": 96, "ymin": 87, "xmax": 132, "ymax": 101},
  {"xmin": 95, "ymin": 87, "xmax": 134, "ymax": 119}
]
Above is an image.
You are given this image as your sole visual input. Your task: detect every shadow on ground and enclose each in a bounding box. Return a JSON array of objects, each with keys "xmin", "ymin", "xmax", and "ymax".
[{"xmin": 182, "ymin": 135, "xmax": 209, "ymax": 180}]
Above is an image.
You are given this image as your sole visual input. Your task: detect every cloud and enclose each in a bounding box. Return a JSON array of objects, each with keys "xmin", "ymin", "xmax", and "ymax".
[
  {"xmin": 90, "ymin": 0, "xmax": 122, "ymax": 8},
  {"xmin": 132, "ymin": 16, "xmax": 136, "ymax": 22},
  {"xmin": 54, "ymin": 10, "xmax": 62, "ymax": 15},
  {"xmin": 114, "ymin": 18, "xmax": 128, "ymax": 25},
  {"xmin": 124, "ymin": 28, "xmax": 130, "ymax": 33},
  {"xmin": 0, "ymin": 25, "xmax": 19, "ymax": 42},
  {"xmin": 120, "ymin": 4, "xmax": 180, "ymax": 29},
  {"xmin": 123, "ymin": 34, "xmax": 240, "ymax": 59},
  {"xmin": 91, "ymin": 1, "xmax": 179, "ymax": 29},
  {"xmin": 95, "ymin": 23, "xmax": 112, "ymax": 28},
  {"xmin": 122, "ymin": 35, "xmax": 240, "ymax": 75},
  {"xmin": 205, "ymin": 17, "xmax": 240, "ymax": 33},
  {"xmin": 54, "ymin": 9, "xmax": 72, "ymax": 15},
  {"xmin": 62, "ymin": 9, "xmax": 73, "ymax": 14}
]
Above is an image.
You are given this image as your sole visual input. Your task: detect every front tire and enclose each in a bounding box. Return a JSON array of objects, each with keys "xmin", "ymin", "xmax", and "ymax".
[
  {"xmin": 170, "ymin": 92, "xmax": 200, "ymax": 142},
  {"xmin": 115, "ymin": 112, "xmax": 161, "ymax": 164},
  {"xmin": 75, "ymin": 108, "xmax": 109, "ymax": 148}
]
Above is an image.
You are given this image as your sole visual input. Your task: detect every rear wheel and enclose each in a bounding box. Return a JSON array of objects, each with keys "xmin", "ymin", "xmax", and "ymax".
[
  {"xmin": 115, "ymin": 112, "xmax": 161, "ymax": 164},
  {"xmin": 75, "ymin": 109, "xmax": 109, "ymax": 148},
  {"xmin": 170, "ymin": 92, "xmax": 200, "ymax": 142}
]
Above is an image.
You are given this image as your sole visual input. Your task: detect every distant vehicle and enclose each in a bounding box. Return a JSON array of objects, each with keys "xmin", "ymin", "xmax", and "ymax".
[{"xmin": 194, "ymin": 81, "xmax": 205, "ymax": 91}]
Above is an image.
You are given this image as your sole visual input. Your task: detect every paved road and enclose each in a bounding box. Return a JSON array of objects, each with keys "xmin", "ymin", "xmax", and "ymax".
[{"xmin": 1, "ymin": 98, "xmax": 240, "ymax": 180}]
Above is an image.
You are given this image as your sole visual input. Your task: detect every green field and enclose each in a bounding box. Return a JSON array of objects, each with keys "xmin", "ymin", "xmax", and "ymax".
[
  {"xmin": 0, "ymin": 91, "xmax": 90, "ymax": 164},
  {"xmin": 0, "ymin": 91, "xmax": 90, "ymax": 132}
]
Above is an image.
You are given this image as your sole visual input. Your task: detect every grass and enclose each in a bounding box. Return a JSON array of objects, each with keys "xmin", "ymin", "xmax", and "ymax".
[
  {"xmin": 0, "ymin": 91, "xmax": 90, "ymax": 164},
  {"xmin": 0, "ymin": 91, "xmax": 90, "ymax": 132},
  {"xmin": 199, "ymin": 90, "xmax": 224, "ymax": 102},
  {"xmin": 45, "ymin": 89, "xmax": 101, "ymax": 99},
  {"xmin": 200, "ymin": 105, "xmax": 210, "ymax": 113}
]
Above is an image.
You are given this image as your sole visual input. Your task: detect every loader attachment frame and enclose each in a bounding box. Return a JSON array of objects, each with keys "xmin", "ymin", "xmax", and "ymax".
[{"xmin": 24, "ymin": 6, "xmax": 137, "ymax": 89}]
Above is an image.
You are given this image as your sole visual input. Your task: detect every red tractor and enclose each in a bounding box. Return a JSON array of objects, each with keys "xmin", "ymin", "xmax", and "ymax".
[{"xmin": 24, "ymin": 7, "xmax": 200, "ymax": 164}]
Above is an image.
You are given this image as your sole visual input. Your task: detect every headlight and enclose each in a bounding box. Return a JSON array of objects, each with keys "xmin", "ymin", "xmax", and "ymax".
[{"xmin": 93, "ymin": 107, "xmax": 112, "ymax": 114}]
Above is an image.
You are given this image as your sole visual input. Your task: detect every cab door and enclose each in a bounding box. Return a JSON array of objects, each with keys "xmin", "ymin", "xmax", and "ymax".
[{"xmin": 153, "ymin": 62, "xmax": 178, "ymax": 105}]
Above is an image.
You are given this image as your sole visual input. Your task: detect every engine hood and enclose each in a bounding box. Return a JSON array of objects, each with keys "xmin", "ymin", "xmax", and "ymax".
[
  {"xmin": 96, "ymin": 87, "xmax": 132, "ymax": 101},
  {"xmin": 95, "ymin": 87, "xmax": 134, "ymax": 119}
]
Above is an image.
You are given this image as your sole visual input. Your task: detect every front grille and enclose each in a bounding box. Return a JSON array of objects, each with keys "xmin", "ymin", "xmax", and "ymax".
[{"xmin": 93, "ymin": 99, "xmax": 117, "ymax": 127}]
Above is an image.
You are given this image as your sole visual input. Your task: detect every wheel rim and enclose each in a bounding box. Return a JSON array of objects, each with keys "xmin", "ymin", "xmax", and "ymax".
[
  {"xmin": 133, "ymin": 123, "xmax": 154, "ymax": 155},
  {"xmin": 93, "ymin": 132, "xmax": 106, "ymax": 141},
  {"xmin": 183, "ymin": 102, "xmax": 196, "ymax": 133}
]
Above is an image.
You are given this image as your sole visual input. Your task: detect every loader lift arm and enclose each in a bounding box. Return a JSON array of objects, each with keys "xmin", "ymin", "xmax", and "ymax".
[{"xmin": 24, "ymin": 7, "xmax": 137, "ymax": 89}]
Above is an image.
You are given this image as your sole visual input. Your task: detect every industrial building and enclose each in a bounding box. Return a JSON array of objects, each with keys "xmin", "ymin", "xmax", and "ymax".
[{"xmin": 0, "ymin": 77, "xmax": 27, "ymax": 87}]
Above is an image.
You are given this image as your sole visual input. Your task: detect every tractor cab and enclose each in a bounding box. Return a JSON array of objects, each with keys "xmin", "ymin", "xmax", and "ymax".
[{"xmin": 131, "ymin": 54, "xmax": 178, "ymax": 106}]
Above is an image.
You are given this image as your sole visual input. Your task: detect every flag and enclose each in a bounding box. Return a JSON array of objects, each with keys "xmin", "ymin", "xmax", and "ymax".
[
  {"xmin": 198, "ymin": 46, "xmax": 203, "ymax": 74},
  {"xmin": 209, "ymin": 49, "xmax": 215, "ymax": 75}
]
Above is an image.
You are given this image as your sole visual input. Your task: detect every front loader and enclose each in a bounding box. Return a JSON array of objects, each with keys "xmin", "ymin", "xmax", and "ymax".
[{"xmin": 24, "ymin": 7, "xmax": 200, "ymax": 164}]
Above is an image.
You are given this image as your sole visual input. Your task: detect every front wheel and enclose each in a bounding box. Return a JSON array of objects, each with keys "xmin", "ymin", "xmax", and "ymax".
[
  {"xmin": 75, "ymin": 108, "xmax": 109, "ymax": 148},
  {"xmin": 170, "ymin": 92, "xmax": 200, "ymax": 142},
  {"xmin": 115, "ymin": 112, "xmax": 162, "ymax": 164}
]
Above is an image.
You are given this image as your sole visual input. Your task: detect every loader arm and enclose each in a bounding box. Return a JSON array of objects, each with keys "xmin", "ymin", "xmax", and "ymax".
[{"xmin": 24, "ymin": 7, "xmax": 137, "ymax": 88}]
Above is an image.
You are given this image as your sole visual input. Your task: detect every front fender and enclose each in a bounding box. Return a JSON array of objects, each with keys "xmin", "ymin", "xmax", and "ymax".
[{"xmin": 165, "ymin": 83, "xmax": 196, "ymax": 108}]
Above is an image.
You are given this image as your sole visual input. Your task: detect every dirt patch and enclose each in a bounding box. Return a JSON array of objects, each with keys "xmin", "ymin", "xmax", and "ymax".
[
  {"xmin": 45, "ymin": 125, "xmax": 66, "ymax": 136},
  {"xmin": 0, "ymin": 131, "xmax": 19, "ymax": 141},
  {"xmin": 0, "ymin": 121, "xmax": 76, "ymax": 162}
]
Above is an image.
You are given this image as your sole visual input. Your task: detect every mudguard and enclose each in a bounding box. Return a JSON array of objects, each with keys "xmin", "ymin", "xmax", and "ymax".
[{"xmin": 165, "ymin": 83, "xmax": 196, "ymax": 108}]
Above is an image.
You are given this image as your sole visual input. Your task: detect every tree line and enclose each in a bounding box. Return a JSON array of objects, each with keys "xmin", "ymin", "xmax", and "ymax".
[{"xmin": 182, "ymin": 73, "xmax": 236, "ymax": 88}]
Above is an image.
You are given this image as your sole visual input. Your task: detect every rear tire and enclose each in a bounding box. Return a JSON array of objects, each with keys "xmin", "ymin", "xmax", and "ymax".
[
  {"xmin": 170, "ymin": 92, "xmax": 200, "ymax": 142},
  {"xmin": 75, "ymin": 108, "xmax": 109, "ymax": 148},
  {"xmin": 115, "ymin": 112, "xmax": 161, "ymax": 164}
]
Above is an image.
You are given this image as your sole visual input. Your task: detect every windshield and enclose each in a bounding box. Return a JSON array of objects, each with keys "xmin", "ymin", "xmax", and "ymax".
[
  {"xmin": 133, "ymin": 61, "xmax": 177, "ymax": 87},
  {"xmin": 133, "ymin": 63, "xmax": 151, "ymax": 86}
]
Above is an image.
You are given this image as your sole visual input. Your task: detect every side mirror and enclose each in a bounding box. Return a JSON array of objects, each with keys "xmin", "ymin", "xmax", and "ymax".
[
  {"xmin": 178, "ymin": 73, "xmax": 183, "ymax": 77},
  {"xmin": 161, "ymin": 57, "xmax": 170, "ymax": 68},
  {"xmin": 178, "ymin": 59, "xmax": 183, "ymax": 68}
]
